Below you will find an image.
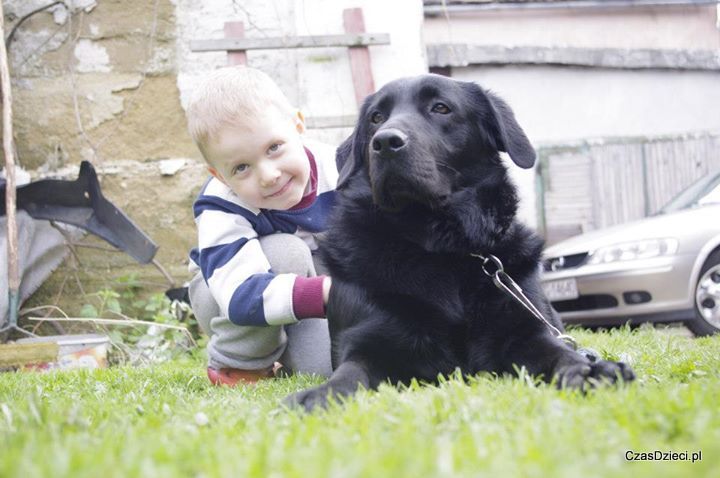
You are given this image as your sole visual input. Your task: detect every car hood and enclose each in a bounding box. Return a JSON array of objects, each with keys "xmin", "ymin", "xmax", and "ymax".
[{"xmin": 543, "ymin": 204, "xmax": 720, "ymax": 257}]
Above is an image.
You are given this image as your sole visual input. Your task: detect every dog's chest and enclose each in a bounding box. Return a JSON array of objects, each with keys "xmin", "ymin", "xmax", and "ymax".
[{"xmin": 395, "ymin": 321, "xmax": 471, "ymax": 379}]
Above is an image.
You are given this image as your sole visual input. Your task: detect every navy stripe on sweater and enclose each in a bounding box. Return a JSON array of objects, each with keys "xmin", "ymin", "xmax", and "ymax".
[
  {"xmin": 199, "ymin": 237, "xmax": 250, "ymax": 281},
  {"xmin": 227, "ymin": 273, "xmax": 275, "ymax": 326},
  {"xmin": 193, "ymin": 195, "xmax": 260, "ymax": 225},
  {"xmin": 266, "ymin": 190, "xmax": 336, "ymax": 233}
]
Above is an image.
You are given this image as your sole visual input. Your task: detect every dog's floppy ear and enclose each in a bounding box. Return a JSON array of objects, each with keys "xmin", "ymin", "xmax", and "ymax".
[
  {"xmin": 335, "ymin": 134, "xmax": 358, "ymax": 190},
  {"xmin": 335, "ymin": 94, "xmax": 375, "ymax": 190},
  {"xmin": 484, "ymin": 90, "xmax": 536, "ymax": 169}
]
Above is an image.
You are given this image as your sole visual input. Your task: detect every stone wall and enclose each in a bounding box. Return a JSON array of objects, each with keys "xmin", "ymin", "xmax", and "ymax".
[
  {"xmin": 3, "ymin": 0, "xmax": 203, "ymax": 315},
  {"xmin": 7, "ymin": 0, "xmax": 198, "ymax": 168}
]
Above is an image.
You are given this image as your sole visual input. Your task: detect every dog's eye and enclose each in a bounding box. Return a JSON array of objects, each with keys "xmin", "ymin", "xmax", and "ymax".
[
  {"xmin": 370, "ymin": 112, "xmax": 385, "ymax": 124},
  {"xmin": 431, "ymin": 102, "xmax": 451, "ymax": 114}
]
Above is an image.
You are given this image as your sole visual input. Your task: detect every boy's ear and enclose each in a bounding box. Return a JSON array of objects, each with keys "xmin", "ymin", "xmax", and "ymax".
[
  {"xmin": 295, "ymin": 110, "xmax": 306, "ymax": 134},
  {"xmin": 208, "ymin": 166, "xmax": 227, "ymax": 185}
]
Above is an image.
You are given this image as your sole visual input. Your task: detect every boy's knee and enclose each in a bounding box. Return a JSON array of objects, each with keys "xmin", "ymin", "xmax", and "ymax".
[
  {"xmin": 259, "ymin": 233, "xmax": 315, "ymax": 276},
  {"xmin": 188, "ymin": 272, "xmax": 218, "ymax": 335}
]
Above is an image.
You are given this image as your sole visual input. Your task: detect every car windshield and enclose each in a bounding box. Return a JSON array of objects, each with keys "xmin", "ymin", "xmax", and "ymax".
[{"xmin": 659, "ymin": 171, "xmax": 720, "ymax": 214}]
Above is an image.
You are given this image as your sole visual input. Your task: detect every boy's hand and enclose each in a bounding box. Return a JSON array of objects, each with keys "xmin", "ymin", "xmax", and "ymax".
[{"xmin": 322, "ymin": 277, "xmax": 332, "ymax": 306}]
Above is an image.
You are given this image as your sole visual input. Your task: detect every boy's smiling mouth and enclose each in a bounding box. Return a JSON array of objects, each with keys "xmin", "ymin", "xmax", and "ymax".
[{"xmin": 265, "ymin": 177, "xmax": 294, "ymax": 198}]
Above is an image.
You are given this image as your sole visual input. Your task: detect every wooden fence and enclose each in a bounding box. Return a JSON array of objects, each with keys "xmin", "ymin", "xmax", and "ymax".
[{"xmin": 537, "ymin": 132, "xmax": 720, "ymax": 244}]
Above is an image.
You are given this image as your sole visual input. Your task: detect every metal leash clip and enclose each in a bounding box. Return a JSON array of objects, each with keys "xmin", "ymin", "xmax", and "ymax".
[{"xmin": 470, "ymin": 253, "xmax": 577, "ymax": 350}]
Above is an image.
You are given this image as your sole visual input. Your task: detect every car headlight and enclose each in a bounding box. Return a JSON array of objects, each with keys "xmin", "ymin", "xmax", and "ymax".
[{"xmin": 587, "ymin": 238, "xmax": 678, "ymax": 265}]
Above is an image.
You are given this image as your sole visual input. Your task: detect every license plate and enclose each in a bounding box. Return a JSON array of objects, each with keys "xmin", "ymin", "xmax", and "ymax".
[{"xmin": 543, "ymin": 278, "xmax": 579, "ymax": 301}]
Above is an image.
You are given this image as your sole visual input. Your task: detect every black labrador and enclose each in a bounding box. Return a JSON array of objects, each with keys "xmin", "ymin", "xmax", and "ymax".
[{"xmin": 286, "ymin": 74, "xmax": 634, "ymax": 411}]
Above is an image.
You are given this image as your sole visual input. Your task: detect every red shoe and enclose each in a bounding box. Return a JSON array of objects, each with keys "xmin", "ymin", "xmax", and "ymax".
[{"xmin": 207, "ymin": 362, "xmax": 284, "ymax": 386}]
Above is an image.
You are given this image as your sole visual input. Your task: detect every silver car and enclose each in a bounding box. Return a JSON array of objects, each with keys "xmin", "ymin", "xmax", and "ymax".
[{"xmin": 540, "ymin": 171, "xmax": 720, "ymax": 336}]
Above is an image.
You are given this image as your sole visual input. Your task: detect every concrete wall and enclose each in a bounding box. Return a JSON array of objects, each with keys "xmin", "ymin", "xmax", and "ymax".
[
  {"xmin": 452, "ymin": 65, "xmax": 720, "ymax": 144},
  {"xmin": 423, "ymin": 4, "xmax": 720, "ymax": 50},
  {"xmin": 423, "ymin": 3, "xmax": 720, "ymax": 228}
]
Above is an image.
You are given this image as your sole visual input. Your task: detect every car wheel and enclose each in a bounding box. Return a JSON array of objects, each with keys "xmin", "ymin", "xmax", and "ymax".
[{"xmin": 685, "ymin": 249, "xmax": 720, "ymax": 336}]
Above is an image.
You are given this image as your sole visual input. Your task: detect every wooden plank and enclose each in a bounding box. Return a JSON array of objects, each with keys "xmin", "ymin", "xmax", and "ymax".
[
  {"xmin": 343, "ymin": 8, "xmax": 376, "ymax": 107},
  {"xmin": 224, "ymin": 21, "xmax": 247, "ymax": 66},
  {"xmin": 425, "ymin": 1, "xmax": 720, "ymax": 16},
  {"xmin": 0, "ymin": 342, "xmax": 59, "ymax": 367},
  {"xmin": 427, "ymin": 44, "xmax": 720, "ymax": 71},
  {"xmin": 543, "ymin": 152, "xmax": 594, "ymax": 236},
  {"xmin": 305, "ymin": 115, "xmax": 357, "ymax": 129},
  {"xmin": 190, "ymin": 33, "xmax": 390, "ymax": 53},
  {"xmin": 0, "ymin": 2, "xmax": 19, "ymax": 302},
  {"xmin": 643, "ymin": 134, "xmax": 720, "ymax": 214}
]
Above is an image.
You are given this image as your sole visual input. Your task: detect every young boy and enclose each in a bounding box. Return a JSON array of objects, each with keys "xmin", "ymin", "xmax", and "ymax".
[{"xmin": 185, "ymin": 66, "xmax": 337, "ymax": 386}]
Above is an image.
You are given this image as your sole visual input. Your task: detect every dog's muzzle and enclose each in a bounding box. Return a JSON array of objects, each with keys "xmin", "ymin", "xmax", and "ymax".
[
  {"xmin": 369, "ymin": 128, "xmax": 415, "ymax": 211},
  {"xmin": 368, "ymin": 128, "xmax": 448, "ymax": 212},
  {"xmin": 371, "ymin": 128, "xmax": 409, "ymax": 158}
]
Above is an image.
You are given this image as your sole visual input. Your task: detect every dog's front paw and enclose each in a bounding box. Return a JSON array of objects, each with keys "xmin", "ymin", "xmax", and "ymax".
[
  {"xmin": 283, "ymin": 384, "xmax": 334, "ymax": 412},
  {"xmin": 555, "ymin": 360, "xmax": 635, "ymax": 391}
]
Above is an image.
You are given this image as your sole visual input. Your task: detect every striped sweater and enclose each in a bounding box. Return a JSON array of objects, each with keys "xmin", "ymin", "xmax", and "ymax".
[{"xmin": 189, "ymin": 139, "xmax": 338, "ymax": 326}]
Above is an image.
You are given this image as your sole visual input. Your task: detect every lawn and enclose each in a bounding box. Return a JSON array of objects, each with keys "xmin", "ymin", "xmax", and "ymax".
[{"xmin": 0, "ymin": 325, "xmax": 718, "ymax": 478}]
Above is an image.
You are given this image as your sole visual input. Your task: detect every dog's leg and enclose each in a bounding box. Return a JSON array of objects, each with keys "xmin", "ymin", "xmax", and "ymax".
[
  {"xmin": 283, "ymin": 360, "xmax": 371, "ymax": 412},
  {"xmin": 496, "ymin": 332, "xmax": 635, "ymax": 391}
]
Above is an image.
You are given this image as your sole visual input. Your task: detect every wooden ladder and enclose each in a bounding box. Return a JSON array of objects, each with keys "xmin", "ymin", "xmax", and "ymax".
[{"xmin": 190, "ymin": 8, "xmax": 389, "ymax": 129}]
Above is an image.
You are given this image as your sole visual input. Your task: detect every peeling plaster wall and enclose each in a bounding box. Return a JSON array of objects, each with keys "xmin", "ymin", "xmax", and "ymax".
[
  {"xmin": 5, "ymin": 0, "xmax": 197, "ymax": 171},
  {"xmin": 4, "ymin": 0, "xmax": 203, "ymax": 314},
  {"xmin": 174, "ymin": 0, "xmax": 301, "ymax": 110},
  {"xmin": 175, "ymin": 0, "xmax": 427, "ymax": 145},
  {"xmin": 73, "ymin": 38, "xmax": 111, "ymax": 72}
]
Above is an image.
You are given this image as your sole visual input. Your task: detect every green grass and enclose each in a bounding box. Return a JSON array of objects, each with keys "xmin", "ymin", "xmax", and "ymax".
[{"xmin": 1, "ymin": 326, "xmax": 718, "ymax": 478}]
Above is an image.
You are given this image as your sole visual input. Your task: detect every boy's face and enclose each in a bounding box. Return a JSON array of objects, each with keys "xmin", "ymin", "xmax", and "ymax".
[{"xmin": 205, "ymin": 108, "xmax": 311, "ymax": 210}]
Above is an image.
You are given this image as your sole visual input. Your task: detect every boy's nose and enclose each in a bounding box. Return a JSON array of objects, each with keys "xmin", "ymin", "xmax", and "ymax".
[{"xmin": 259, "ymin": 166, "xmax": 281, "ymax": 187}]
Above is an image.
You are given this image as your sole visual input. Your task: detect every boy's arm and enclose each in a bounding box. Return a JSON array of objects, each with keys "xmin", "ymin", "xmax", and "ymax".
[{"xmin": 197, "ymin": 212, "xmax": 326, "ymax": 326}]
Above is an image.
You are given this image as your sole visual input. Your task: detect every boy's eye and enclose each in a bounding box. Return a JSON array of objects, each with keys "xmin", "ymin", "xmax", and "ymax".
[
  {"xmin": 268, "ymin": 143, "xmax": 282, "ymax": 154},
  {"xmin": 233, "ymin": 164, "xmax": 249, "ymax": 175}
]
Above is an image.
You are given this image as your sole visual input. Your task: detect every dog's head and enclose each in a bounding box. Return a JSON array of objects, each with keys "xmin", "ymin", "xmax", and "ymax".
[{"xmin": 336, "ymin": 74, "xmax": 535, "ymax": 212}]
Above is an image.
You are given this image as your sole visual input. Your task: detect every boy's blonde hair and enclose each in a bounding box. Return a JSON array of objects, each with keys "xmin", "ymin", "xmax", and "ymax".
[{"xmin": 186, "ymin": 66, "xmax": 295, "ymax": 160}]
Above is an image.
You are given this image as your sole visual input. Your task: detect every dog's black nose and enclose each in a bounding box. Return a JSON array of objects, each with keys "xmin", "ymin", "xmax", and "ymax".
[{"xmin": 371, "ymin": 129, "xmax": 408, "ymax": 155}]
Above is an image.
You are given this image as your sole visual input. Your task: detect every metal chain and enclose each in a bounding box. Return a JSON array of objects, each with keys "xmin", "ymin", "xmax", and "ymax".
[{"xmin": 470, "ymin": 253, "xmax": 577, "ymax": 349}]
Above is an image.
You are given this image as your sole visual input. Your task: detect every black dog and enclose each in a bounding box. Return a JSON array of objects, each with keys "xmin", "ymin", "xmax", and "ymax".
[{"xmin": 286, "ymin": 74, "xmax": 634, "ymax": 411}]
